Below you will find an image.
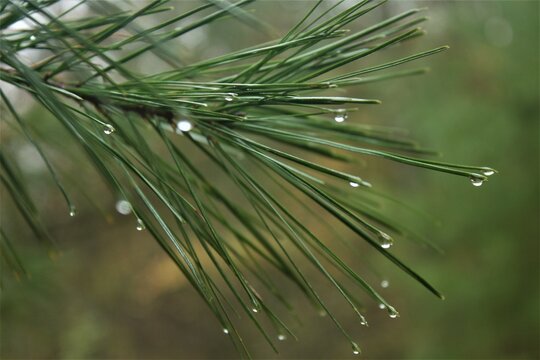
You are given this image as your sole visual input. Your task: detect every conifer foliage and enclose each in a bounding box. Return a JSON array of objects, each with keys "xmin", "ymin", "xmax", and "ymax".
[{"xmin": 0, "ymin": 0, "xmax": 495, "ymax": 356}]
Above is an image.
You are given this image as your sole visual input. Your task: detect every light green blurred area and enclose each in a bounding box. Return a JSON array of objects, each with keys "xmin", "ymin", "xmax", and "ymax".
[{"xmin": 1, "ymin": 1, "xmax": 538, "ymax": 359}]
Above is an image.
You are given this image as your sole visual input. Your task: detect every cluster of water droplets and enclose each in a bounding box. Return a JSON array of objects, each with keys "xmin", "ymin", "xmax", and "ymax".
[{"xmin": 469, "ymin": 168, "xmax": 496, "ymax": 187}]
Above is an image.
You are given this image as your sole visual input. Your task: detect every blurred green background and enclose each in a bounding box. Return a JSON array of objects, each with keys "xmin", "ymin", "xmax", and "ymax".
[{"xmin": 1, "ymin": 1, "xmax": 538, "ymax": 359}]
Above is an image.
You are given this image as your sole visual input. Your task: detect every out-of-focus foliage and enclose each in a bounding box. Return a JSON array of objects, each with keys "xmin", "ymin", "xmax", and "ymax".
[{"xmin": 1, "ymin": 1, "xmax": 538, "ymax": 359}]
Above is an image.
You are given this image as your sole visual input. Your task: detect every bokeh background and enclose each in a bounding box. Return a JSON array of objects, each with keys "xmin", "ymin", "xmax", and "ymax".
[{"xmin": 1, "ymin": 1, "xmax": 539, "ymax": 359}]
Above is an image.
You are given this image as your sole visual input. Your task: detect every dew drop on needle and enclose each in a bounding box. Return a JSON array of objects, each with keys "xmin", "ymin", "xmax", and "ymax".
[
  {"xmin": 351, "ymin": 342, "xmax": 361, "ymax": 355},
  {"xmin": 334, "ymin": 110, "xmax": 348, "ymax": 123},
  {"xmin": 136, "ymin": 219, "xmax": 145, "ymax": 231},
  {"xmin": 388, "ymin": 308, "xmax": 400, "ymax": 319},
  {"xmin": 103, "ymin": 124, "xmax": 115, "ymax": 135},
  {"xmin": 377, "ymin": 232, "xmax": 393, "ymax": 249},
  {"xmin": 470, "ymin": 176, "xmax": 484, "ymax": 187}
]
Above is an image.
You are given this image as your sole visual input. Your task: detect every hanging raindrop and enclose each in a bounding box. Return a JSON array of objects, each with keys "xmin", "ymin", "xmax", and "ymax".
[
  {"xmin": 277, "ymin": 334, "xmax": 287, "ymax": 341},
  {"xmin": 381, "ymin": 279, "xmax": 389, "ymax": 288},
  {"xmin": 223, "ymin": 328, "xmax": 229, "ymax": 335},
  {"xmin": 470, "ymin": 176, "xmax": 484, "ymax": 187},
  {"xmin": 352, "ymin": 342, "xmax": 361, "ymax": 355},
  {"xmin": 176, "ymin": 120, "xmax": 193, "ymax": 133},
  {"xmin": 103, "ymin": 124, "xmax": 115, "ymax": 135},
  {"xmin": 224, "ymin": 93, "xmax": 237, "ymax": 102},
  {"xmin": 334, "ymin": 110, "xmax": 348, "ymax": 123},
  {"xmin": 482, "ymin": 169, "xmax": 495, "ymax": 176},
  {"xmin": 252, "ymin": 308, "xmax": 258, "ymax": 313},
  {"xmin": 349, "ymin": 181, "xmax": 359, "ymax": 188},
  {"xmin": 136, "ymin": 219, "xmax": 145, "ymax": 231},
  {"xmin": 115, "ymin": 200, "xmax": 132, "ymax": 215},
  {"xmin": 377, "ymin": 232, "xmax": 393, "ymax": 249},
  {"xmin": 388, "ymin": 308, "xmax": 400, "ymax": 319},
  {"xmin": 69, "ymin": 206, "xmax": 77, "ymax": 217},
  {"xmin": 379, "ymin": 303, "xmax": 386, "ymax": 309}
]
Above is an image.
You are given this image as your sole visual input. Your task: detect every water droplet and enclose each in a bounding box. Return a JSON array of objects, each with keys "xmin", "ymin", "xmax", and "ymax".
[
  {"xmin": 103, "ymin": 124, "xmax": 115, "ymax": 135},
  {"xmin": 381, "ymin": 279, "xmax": 389, "ymax": 288},
  {"xmin": 223, "ymin": 328, "xmax": 229, "ymax": 334},
  {"xmin": 69, "ymin": 206, "xmax": 76, "ymax": 217},
  {"xmin": 224, "ymin": 93, "xmax": 236, "ymax": 102},
  {"xmin": 470, "ymin": 176, "xmax": 484, "ymax": 187},
  {"xmin": 334, "ymin": 113, "xmax": 347, "ymax": 123},
  {"xmin": 115, "ymin": 200, "xmax": 132, "ymax": 215},
  {"xmin": 328, "ymin": 83, "xmax": 338, "ymax": 88},
  {"xmin": 378, "ymin": 303, "xmax": 386, "ymax": 309},
  {"xmin": 318, "ymin": 310, "xmax": 327, "ymax": 317},
  {"xmin": 334, "ymin": 109, "xmax": 348, "ymax": 123},
  {"xmin": 277, "ymin": 334, "xmax": 287, "ymax": 341},
  {"xmin": 176, "ymin": 120, "xmax": 193, "ymax": 133},
  {"xmin": 352, "ymin": 342, "xmax": 361, "ymax": 355},
  {"xmin": 482, "ymin": 169, "xmax": 495, "ymax": 176},
  {"xmin": 136, "ymin": 219, "xmax": 145, "ymax": 231},
  {"xmin": 251, "ymin": 308, "xmax": 258, "ymax": 313},
  {"xmin": 30, "ymin": 35, "xmax": 36, "ymax": 41},
  {"xmin": 377, "ymin": 232, "xmax": 393, "ymax": 249},
  {"xmin": 349, "ymin": 181, "xmax": 359, "ymax": 188},
  {"xmin": 360, "ymin": 318, "xmax": 368, "ymax": 326},
  {"xmin": 388, "ymin": 308, "xmax": 400, "ymax": 319}
]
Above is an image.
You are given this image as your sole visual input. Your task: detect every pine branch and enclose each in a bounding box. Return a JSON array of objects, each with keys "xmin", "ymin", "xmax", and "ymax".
[{"xmin": 0, "ymin": 0, "xmax": 496, "ymax": 357}]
